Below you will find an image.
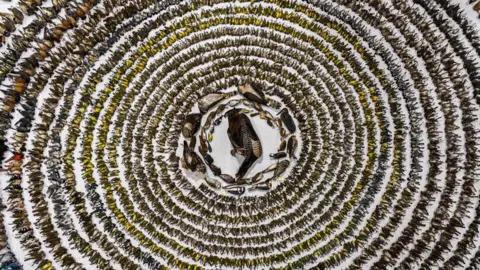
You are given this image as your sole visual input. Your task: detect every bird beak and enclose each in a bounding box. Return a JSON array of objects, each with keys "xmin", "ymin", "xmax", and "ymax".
[{"xmin": 276, "ymin": 108, "xmax": 285, "ymax": 116}]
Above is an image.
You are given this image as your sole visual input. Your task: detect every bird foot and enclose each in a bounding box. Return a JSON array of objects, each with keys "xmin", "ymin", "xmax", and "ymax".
[{"xmin": 231, "ymin": 148, "xmax": 246, "ymax": 156}]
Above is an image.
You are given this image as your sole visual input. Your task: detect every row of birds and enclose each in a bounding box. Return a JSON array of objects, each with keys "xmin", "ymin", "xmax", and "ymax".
[
  {"xmin": 0, "ymin": 1, "xmax": 98, "ymax": 269},
  {"xmin": 180, "ymin": 82, "xmax": 298, "ymax": 195},
  {"xmin": 0, "ymin": 0, "xmax": 476, "ymax": 268}
]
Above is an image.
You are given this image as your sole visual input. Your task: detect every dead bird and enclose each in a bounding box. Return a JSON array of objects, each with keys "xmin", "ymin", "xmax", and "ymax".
[
  {"xmin": 199, "ymin": 150, "xmax": 214, "ymax": 165},
  {"xmin": 207, "ymin": 163, "xmax": 222, "ymax": 176},
  {"xmin": 182, "ymin": 113, "xmax": 202, "ymax": 138},
  {"xmin": 277, "ymin": 108, "xmax": 296, "ymax": 133},
  {"xmin": 274, "ymin": 160, "xmax": 290, "ymax": 177},
  {"xmin": 287, "ymin": 135, "xmax": 298, "ymax": 159},
  {"xmin": 225, "ymin": 108, "xmax": 263, "ymax": 179},
  {"xmin": 198, "ymin": 93, "xmax": 229, "ymax": 113},
  {"xmin": 204, "ymin": 111, "xmax": 217, "ymax": 130},
  {"xmin": 249, "ymin": 181, "xmax": 272, "ymax": 191},
  {"xmin": 220, "ymin": 174, "xmax": 236, "ymax": 184},
  {"xmin": 199, "ymin": 131, "xmax": 208, "ymax": 153},
  {"xmin": 205, "ymin": 177, "xmax": 221, "ymax": 189},
  {"xmin": 181, "ymin": 141, "xmax": 206, "ymax": 174},
  {"xmin": 270, "ymin": 152, "xmax": 287, "ymax": 159},
  {"xmin": 238, "ymin": 83, "xmax": 267, "ymax": 104},
  {"xmin": 235, "ymin": 177, "xmax": 252, "ymax": 185},
  {"xmin": 225, "ymin": 186, "xmax": 245, "ymax": 196}
]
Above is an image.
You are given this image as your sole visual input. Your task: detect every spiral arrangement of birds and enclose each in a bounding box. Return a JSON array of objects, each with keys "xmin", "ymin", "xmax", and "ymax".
[{"xmin": 0, "ymin": 0, "xmax": 480, "ymax": 269}]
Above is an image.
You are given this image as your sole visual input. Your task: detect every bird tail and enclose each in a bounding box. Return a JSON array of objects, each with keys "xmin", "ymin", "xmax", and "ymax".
[{"xmin": 236, "ymin": 155, "xmax": 257, "ymax": 179}]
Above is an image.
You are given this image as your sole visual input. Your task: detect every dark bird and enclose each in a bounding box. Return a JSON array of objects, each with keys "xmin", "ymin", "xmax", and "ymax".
[
  {"xmin": 287, "ymin": 135, "xmax": 298, "ymax": 159},
  {"xmin": 207, "ymin": 163, "xmax": 222, "ymax": 176},
  {"xmin": 220, "ymin": 174, "xmax": 236, "ymax": 184},
  {"xmin": 277, "ymin": 108, "xmax": 296, "ymax": 133},
  {"xmin": 225, "ymin": 108, "xmax": 263, "ymax": 179},
  {"xmin": 269, "ymin": 152, "xmax": 287, "ymax": 159},
  {"xmin": 274, "ymin": 160, "xmax": 290, "ymax": 177},
  {"xmin": 181, "ymin": 140, "xmax": 206, "ymax": 173},
  {"xmin": 182, "ymin": 113, "xmax": 202, "ymax": 138},
  {"xmin": 238, "ymin": 83, "xmax": 267, "ymax": 104}
]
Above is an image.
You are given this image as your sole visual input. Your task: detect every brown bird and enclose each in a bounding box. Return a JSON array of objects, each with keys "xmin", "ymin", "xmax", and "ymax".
[
  {"xmin": 287, "ymin": 135, "xmax": 298, "ymax": 159},
  {"xmin": 238, "ymin": 83, "xmax": 267, "ymax": 104},
  {"xmin": 225, "ymin": 108, "xmax": 263, "ymax": 179},
  {"xmin": 198, "ymin": 93, "xmax": 229, "ymax": 113},
  {"xmin": 181, "ymin": 140, "xmax": 206, "ymax": 174},
  {"xmin": 182, "ymin": 113, "xmax": 202, "ymax": 138}
]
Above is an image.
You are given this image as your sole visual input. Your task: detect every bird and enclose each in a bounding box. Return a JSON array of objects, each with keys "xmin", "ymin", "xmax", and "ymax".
[
  {"xmin": 274, "ymin": 160, "xmax": 290, "ymax": 177},
  {"xmin": 277, "ymin": 108, "xmax": 296, "ymax": 133},
  {"xmin": 182, "ymin": 113, "xmax": 202, "ymax": 138},
  {"xmin": 238, "ymin": 83, "xmax": 267, "ymax": 104},
  {"xmin": 287, "ymin": 135, "xmax": 298, "ymax": 159},
  {"xmin": 198, "ymin": 93, "xmax": 229, "ymax": 113},
  {"xmin": 181, "ymin": 140, "xmax": 206, "ymax": 174},
  {"xmin": 225, "ymin": 108, "xmax": 263, "ymax": 179}
]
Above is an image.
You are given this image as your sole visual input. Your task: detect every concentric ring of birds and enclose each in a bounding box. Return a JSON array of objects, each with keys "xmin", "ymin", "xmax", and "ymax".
[{"xmin": 0, "ymin": 0, "xmax": 480, "ymax": 269}]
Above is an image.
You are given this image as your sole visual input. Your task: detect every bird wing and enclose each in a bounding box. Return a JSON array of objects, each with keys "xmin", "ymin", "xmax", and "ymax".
[
  {"xmin": 241, "ymin": 114, "xmax": 259, "ymax": 140},
  {"xmin": 227, "ymin": 126, "xmax": 243, "ymax": 148},
  {"xmin": 241, "ymin": 114, "xmax": 262, "ymax": 157}
]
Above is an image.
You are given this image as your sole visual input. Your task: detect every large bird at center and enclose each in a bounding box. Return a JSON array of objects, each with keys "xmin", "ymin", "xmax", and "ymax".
[{"xmin": 225, "ymin": 108, "xmax": 263, "ymax": 179}]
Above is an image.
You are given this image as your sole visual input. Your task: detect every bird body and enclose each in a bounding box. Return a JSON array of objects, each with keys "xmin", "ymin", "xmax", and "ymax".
[
  {"xmin": 278, "ymin": 108, "xmax": 296, "ymax": 133},
  {"xmin": 181, "ymin": 140, "xmax": 206, "ymax": 173},
  {"xmin": 238, "ymin": 83, "xmax": 267, "ymax": 104},
  {"xmin": 225, "ymin": 109, "xmax": 263, "ymax": 179},
  {"xmin": 274, "ymin": 160, "xmax": 290, "ymax": 177},
  {"xmin": 182, "ymin": 113, "xmax": 202, "ymax": 138},
  {"xmin": 198, "ymin": 93, "xmax": 227, "ymax": 113},
  {"xmin": 287, "ymin": 135, "xmax": 297, "ymax": 159}
]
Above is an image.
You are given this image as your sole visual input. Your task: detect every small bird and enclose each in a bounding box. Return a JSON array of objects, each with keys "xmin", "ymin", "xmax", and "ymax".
[
  {"xmin": 225, "ymin": 108, "xmax": 263, "ymax": 179},
  {"xmin": 238, "ymin": 83, "xmax": 267, "ymax": 104},
  {"xmin": 225, "ymin": 186, "xmax": 245, "ymax": 196},
  {"xmin": 220, "ymin": 174, "xmax": 236, "ymax": 184},
  {"xmin": 182, "ymin": 113, "xmax": 202, "ymax": 138},
  {"xmin": 277, "ymin": 108, "xmax": 296, "ymax": 133},
  {"xmin": 205, "ymin": 177, "xmax": 221, "ymax": 189},
  {"xmin": 274, "ymin": 160, "xmax": 290, "ymax": 177},
  {"xmin": 181, "ymin": 140, "xmax": 206, "ymax": 174},
  {"xmin": 287, "ymin": 135, "xmax": 298, "ymax": 159},
  {"xmin": 198, "ymin": 93, "xmax": 228, "ymax": 113},
  {"xmin": 249, "ymin": 181, "xmax": 272, "ymax": 191},
  {"xmin": 269, "ymin": 152, "xmax": 287, "ymax": 159}
]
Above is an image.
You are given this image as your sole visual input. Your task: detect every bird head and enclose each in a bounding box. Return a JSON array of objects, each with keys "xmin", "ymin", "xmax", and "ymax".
[{"xmin": 224, "ymin": 108, "xmax": 242, "ymax": 119}]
